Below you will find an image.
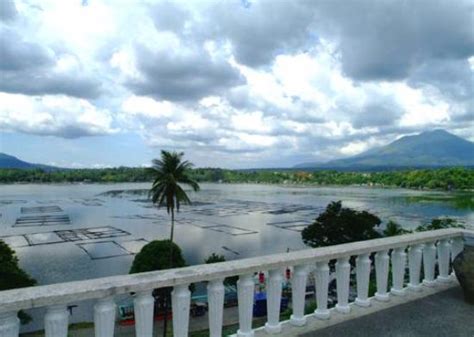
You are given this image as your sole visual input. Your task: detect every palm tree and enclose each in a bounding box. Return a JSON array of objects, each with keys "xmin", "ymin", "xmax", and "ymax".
[
  {"xmin": 149, "ymin": 150, "xmax": 200, "ymax": 243},
  {"xmin": 148, "ymin": 150, "xmax": 199, "ymax": 337}
]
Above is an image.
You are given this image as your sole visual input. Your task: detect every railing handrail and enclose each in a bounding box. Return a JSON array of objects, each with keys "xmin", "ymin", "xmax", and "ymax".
[{"xmin": 0, "ymin": 228, "xmax": 469, "ymax": 313}]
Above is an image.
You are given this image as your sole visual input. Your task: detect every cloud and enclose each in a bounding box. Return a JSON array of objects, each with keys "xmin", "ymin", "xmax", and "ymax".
[
  {"xmin": 0, "ymin": 0, "xmax": 17, "ymax": 22},
  {"xmin": 126, "ymin": 42, "xmax": 244, "ymax": 102},
  {"xmin": 0, "ymin": 93, "xmax": 117, "ymax": 138}
]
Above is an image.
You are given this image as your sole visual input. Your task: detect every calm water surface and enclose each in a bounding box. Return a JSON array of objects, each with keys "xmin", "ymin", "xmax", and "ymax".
[{"xmin": 1, "ymin": 183, "xmax": 472, "ymax": 286}]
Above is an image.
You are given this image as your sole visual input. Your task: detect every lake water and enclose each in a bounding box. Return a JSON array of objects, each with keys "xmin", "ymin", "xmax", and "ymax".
[
  {"xmin": 1, "ymin": 183, "xmax": 473, "ymax": 331},
  {"xmin": 1, "ymin": 183, "xmax": 473, "ymax": 287}
]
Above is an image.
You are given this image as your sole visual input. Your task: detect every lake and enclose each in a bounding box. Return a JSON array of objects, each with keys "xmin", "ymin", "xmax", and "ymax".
[{"xmin": 1, "ymin": 183, "xmax": 473, "ymax": 287}]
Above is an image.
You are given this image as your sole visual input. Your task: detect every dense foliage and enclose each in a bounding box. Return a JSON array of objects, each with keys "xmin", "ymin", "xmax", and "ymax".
[
  {"xmin": 301, "ymin": 201, "xmax": 382, "ymax": 248},
  {"xmin": 129, "ymin": 240, "xmax": 186, "ymax": 274},
  {"xmin": 1, "ymin": 167, "xmax": 472, "ymax": 190},
  {"xmin": 0, "ymin": 240, "xmax": 37, "ymax": 324}
]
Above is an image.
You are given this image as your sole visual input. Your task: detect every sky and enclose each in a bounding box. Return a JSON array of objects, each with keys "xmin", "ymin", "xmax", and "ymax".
[{"xmin": 0, "ymin": 0, "xmax": 473, "ymax": 169}]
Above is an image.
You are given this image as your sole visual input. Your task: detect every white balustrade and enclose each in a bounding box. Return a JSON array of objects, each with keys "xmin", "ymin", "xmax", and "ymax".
[
  {"xmin": 289, "ymin": 265, "xmax": 308, "ymax": 326},
  {"xmin": 407, "ymin": 244, "xmax": 423, "ymax": 291},
  {"xmin": 437, "ymin": 239, "xmax": 451, "ymax": 282},
  {"xmin": 335, "ymin": 257, "xmax": 351, "ymax": 313},
  {"xmin": 422, "ymin": 242, "xmax": 437, "ymax": 286},
  {"xmin": 172, "ymin": 284, "xmax": 191, "ymax": 337},
  {"xmin": 391, "ymin": 247, "xmax": 407, "ymax": 296},
  {"xmin": 94, "ymin": 296, "xmax": 116, "ymax": 337},
  {"xmin": 0, "ymin": 312, "xmax": 19, "ymax": 337},
  {"xmin": 45, "ymin": 305, "xmax": 68, "ymax": 337},
  {"xmin": 265, "ymin": 269, "xmax": 283, "ymax": 333},
  {"xmin": 0, "ymin": 229, "xmax": 468, "ymax": 337},
  {"xmin": 374, "ymin": 250, "xmax": 390, "ymax": 302},
  {"xmin": 355, "ymin": 253, "xmax": 371, "ymax": 307},
  {"xmin": 314, "ymin": 261, "xmax": 330, "ymax": 320},
  {"xmin": 207, "ymin": 279, "xmax": 225, "ymax": 337},
  {"xmin": 237, "ymin": 274, "xmax": 255, "ymax": 337},
  {"xmin": 133, "ymin": 291, "xmax": 154, "ymax": 337}
]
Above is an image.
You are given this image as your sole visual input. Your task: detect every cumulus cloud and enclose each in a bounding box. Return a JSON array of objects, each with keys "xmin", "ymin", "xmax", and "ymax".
[
  {"xmin": 0, "ymin": 93, "xmax": 117, "ymax": 138},
  {"xmin": 0, "ymin": 0, "xmax": 472, "ymax": 167}
]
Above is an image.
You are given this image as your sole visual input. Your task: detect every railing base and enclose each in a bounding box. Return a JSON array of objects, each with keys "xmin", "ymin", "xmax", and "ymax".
[
  {"xmin": 289, "ymin": 315, "xmax": 306, "ymax": 326},
  {"xmin": 374, "ymin": 292, "xmax": 390, "ymax": 302},
  {"xmin": 354, "ymin": 298, "xmax": 371, "ymax": 307},
  {"xmin": 314, "ymin": 309, "xmax": 330, "ymax": 320},
  {"xmin": 264, "ymin": 322, "xmax": 282, "ymax": 334},
  {"xmin": 390, "ymin": 288, "xmax": 406, "ymax": 296}
]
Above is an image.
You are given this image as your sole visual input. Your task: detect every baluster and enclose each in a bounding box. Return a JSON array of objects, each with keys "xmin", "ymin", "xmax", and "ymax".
[
  {"xmin": 391, "ymin": 247, "xmax": 407, "ymax": 296},
  {"xmin": 172, "ymin": 284, "xmax": 191, "ymax": 337},
  {"xmin": 207, "ymin": 279, "xmax": 225, "ymax": 337},
  {"xmin": 314, "ymin": 261, "xmax": 330, "ymax": 320},
  {"xmin": 45, "ymin": 305, "xmax": 69, "ymax": 337},
  {"xmin": 407, "ymin": 244, "xmax": 423, "ymax": 291},
  {"xmin": 422, "ymin": 242, "xmax": 436, "ymax": 286},
  {"xmin": 289, "ymin": 265, "xmax": 308, "ymax": 326},
  {"xmin": 437, "ymin": 239, "xmax": 451, "ymax": 282},
  {"xmin": 335, "ymin": 257, "xmax": 351, "ymax": 313},
  {"xmin": 355, "ymin": 253, "xmax": 371, "ymax": 307},
  {"xmin": 0, "ymin": 312, "xmax": 19, "ymax": 337},
  {"xmin": 94, "ymin": 296, "xmax": 116, "ymax": 337},
  {"xmin": 237, "ymin": 274, "xmax": 255, "ymax": 337},
  {"xmin": 134, "ymin": 291, "xmax": 154, "ymax": 337},
  {"xmin": 265, "ymin": 269, "xmax": 283, "ymax": 333},
  {"xmin": 374, "ymin": 250, "xmax": 390, "ymax": 302}
]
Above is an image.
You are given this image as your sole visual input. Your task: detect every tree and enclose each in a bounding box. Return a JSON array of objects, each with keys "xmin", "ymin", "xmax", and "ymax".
[
  {"xmin": 0, "ymin": 240, "xmax": 36, "ymax": 324},
  {"xmin": 147, "ymin": 151, "xmax": 198, "ymax": 337},
  {"xmin": 416, "ymin": 217, "xmax": 465, "ymax": 232},
  {"xmin": 148, "ymin": 151, "xmax": 200, "ymax": 243},
  {"xmin": 383, "ymin": 220, "xmax": 412, "ymax": 237},
  {"xmin": 302, "ymin": 201, "xmax": 382, "ymax": 248}
]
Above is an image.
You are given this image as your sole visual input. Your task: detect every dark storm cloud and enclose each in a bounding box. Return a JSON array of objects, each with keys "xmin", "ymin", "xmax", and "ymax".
[
  {"xmin": 313, "ymin": 0, "xmax": 474, "ymax": 81},
  {"xmin": 0, "ymin": 28, "xmax": 102, "ymax": 98},
  {"xmin": 0, "ymin": 0, "xmax": 17, "ymax": 22},
  {"xmin": 128, "ymin": 45, "xmax": 244, "ymax": 102}
]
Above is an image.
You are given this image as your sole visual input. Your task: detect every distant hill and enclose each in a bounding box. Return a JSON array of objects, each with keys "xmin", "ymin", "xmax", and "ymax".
[
  {"xmin": 295, "ymin": 130, "xmax": 474, "ymax": 169},
  {"xmin": 0, "ymin": 153, "xmax": 58, "ymax": 170}
]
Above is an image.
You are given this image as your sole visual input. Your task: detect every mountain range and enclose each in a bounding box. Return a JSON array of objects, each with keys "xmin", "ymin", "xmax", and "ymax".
[
  {"xmin": 294, "ymin": 130, "xmax": 474, "ymax": 169},
  {"xmin": 0, "ymin": 153, "xmax": 58, "ymax": 170}
]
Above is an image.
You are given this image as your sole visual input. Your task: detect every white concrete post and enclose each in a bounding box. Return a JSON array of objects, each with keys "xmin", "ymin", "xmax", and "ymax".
[
  {"xmin": 355, "ymin": 253, "xmax": 371, "ymax": 307},
  {"xmin": 207, "ymin": 279, "xmax": 225, "ymax": 337},
  {"xmin": 314, "ymin": 261, "xmax": 330, "ymax": 320},
  {"xmin": 265, "ymin": 269, "xmax": 283, "ymax": 334},
  {"xmin": 451, "ymin": 237, "xmax": 464, "ymax": 261},
  {"xmin": 134, "ymin": 291, "xmax": 154, "ymax": 337},
  {"xmin": 237, "ymin": 274, "xmax": 255, "ymax": 337},
  {"xmin": 45, "ymin": 305, "xmax": 69, "ymax": 337},
  {"xmin": 437, "ymin": 239, "xmax": 451, "ymax": 282},
  {"xmin": 335, "ymin": 257, "xmax": 351, "ymax": 314},
  {"xmin": 407, "ymin": 244, "xmax": 423, "ymax": 291},
  {"xmin": 391, "ymin": 247, "xmax": 407, "ymax": 296},
  {"xmin": 94, "ymin": 296, "xmax": 116, "ymax": 337},
  {"xmin": 422, "ymin": 242, "xmax": 437, "ymax": 286},
  {"xmin": 172, "ymin": 284, "xmax": 191, "ymax": 337},
  {"xmin": 374, "ymin": 250, "xmax": 390, "ymax": 302},
  {"xmin": 289, "ymin": 265, "xmax": 308, "ymax": 327},
  {"xmin": 0, "ymin": 312, "xmax": 19, "ymax": 337}
]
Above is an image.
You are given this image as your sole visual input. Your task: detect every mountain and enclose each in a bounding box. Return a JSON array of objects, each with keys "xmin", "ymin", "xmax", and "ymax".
[
  {"xmin": 0, "ymin": 153, "xmax": 58, "ymax": 170},
  {"xmin": 295, "ymin": 130, "xmax": 474, "ymax": 169}
]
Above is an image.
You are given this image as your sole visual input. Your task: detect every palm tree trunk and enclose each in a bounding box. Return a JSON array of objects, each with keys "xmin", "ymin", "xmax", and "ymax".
[
  {"xmin": 163, "ymin": 208, "xmax": 175, "ymax": 337},
  {"xmin": 170, "ymin": 208, "xmax": 175, "ymax": 243}
]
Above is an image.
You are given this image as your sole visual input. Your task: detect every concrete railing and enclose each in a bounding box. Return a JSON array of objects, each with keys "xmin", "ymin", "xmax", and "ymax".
[{"xmin": 0, "ymin": 228, "xmax": 471, "ymax": 337}]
